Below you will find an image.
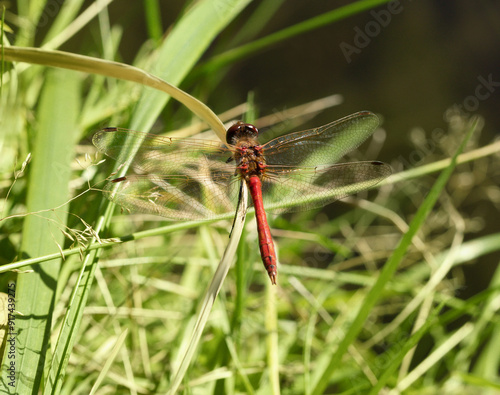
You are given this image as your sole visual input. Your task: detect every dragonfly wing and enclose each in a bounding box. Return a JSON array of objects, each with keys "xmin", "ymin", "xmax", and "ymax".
[
  {"xmin": 103, "ymin": 173, "xmax": 240, "ymax": 220},
  {"xmin": 92, "ymin": 128, "xmax": 231, "ymax": 174},
  {"xmin": 261, "ymin": 161, "xmax": 391, "ymax": 214},
  {"xmin": 93, "ymin": 128, "xmax": 239, "ymax": 220},
  {"xmin": 261, "ymin": 112, "xmax": 379, "ymax": 167}
]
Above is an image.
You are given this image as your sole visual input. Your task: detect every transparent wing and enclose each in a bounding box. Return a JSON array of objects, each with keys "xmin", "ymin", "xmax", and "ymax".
[
  {"xmin": 261, "ymin": 161, "xmax": 392, "ymax": 214},
  {"xmin": 93, "ymin": 128, "xmax": 240, "ymax": 220},
  {"xmin": 102, "ymin": 172, "xmax": 240, "ymax": 220},
  {"xmin": 92, "ymin": 127, "xmax": 232, "ymax": 174},
  {"xmin": 261, "ymin": 111, "xmax": 379, "ymax": 167}
]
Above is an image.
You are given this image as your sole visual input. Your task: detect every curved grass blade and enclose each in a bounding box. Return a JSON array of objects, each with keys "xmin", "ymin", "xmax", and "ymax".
[{"xmin": 1, "ymin": 45, "xmax": 226, "ymax": 140}]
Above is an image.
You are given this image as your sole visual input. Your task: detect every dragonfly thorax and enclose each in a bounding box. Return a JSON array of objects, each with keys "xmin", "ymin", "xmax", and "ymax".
[
  {"xmin": 227, "ymin": 121, "xmax": 266, "ymax": 180},
  {"xmin": 233, "ymin": 143, "xmax": 267, "ymax": 181}
]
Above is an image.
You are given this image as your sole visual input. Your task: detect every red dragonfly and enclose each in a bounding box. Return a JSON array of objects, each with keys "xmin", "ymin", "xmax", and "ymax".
[{"xmin": 93, "ymin": 111, "xmax": 391, "ymax": 284}]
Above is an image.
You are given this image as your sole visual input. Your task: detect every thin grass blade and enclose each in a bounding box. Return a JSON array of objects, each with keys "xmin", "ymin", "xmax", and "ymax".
[
  {"xmin": 167, "ymin": 183, "xmax": 248, "ymax": 394},
  {"xmin": 89, "ymin": 329, "xmax": 129, "ymax": 395}
]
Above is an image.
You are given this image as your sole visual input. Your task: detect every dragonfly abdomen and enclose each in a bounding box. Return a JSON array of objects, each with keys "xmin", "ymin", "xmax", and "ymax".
[{"xmin": 248, "ymin": 175, "xmax": 277, "ymax": 285}]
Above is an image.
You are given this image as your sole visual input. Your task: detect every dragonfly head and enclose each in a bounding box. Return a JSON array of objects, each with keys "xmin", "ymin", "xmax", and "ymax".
[{"xmin": 226, "ymin": 121, "xmax": 259, "ymax": 145}]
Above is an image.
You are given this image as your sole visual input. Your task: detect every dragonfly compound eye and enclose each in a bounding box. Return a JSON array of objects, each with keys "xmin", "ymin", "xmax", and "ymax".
[{"xmin": 226, "ymin": 122, "xmax": 259, "ymax": 145}]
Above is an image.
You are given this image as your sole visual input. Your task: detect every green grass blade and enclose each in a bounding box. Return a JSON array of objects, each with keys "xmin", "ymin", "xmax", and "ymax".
[
  {"xmin": 265, "ymin": 282, "xmax": 280, "ymax": 394},
  {"xmin": 1, "ymin": 68, "xmax": 80, "ymax": 393},
  {"xmin": 396, "ymin": 323, "xmax": 475, "ymax": 391},
  {"xmin": 44, "ymin": 203, "xmax": 115, "ymax": 395},
  {"xmin": 14, "ymin": 0, "xmax": 47, "ymax": 46},
  {"xmin": 227, "ymin": 0, "xmax": 285, "ymax": 46},
  {"xmin": 144, "ymin": 0, "xmax": 163, "ymax": 43},
  {"xmin": 468, "ymin": 263, "xmax": 500, "ymax": 378},
  {"xmin": 88, "ymin": 329, "xmax": 129, "ymax": 395},
  {"xmin": 368, "ymin": 302, "xmax": 444, "ymax": 394},
  {"xmin": 311, "ymin": 117, "xmax": 481, "ymax": 395},
  {"xmin": 43, "ymin": 0, "xmax": 86, "ymax": 45},
  {"xmin": 1, "ymin": 7, "xmax": 5, "ymax": 87}
]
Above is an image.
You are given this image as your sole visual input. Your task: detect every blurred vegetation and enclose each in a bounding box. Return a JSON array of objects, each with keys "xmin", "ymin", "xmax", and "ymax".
[{"xmin": 1, "ymin": 1, "xmax": 499, "ymax": 394}]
